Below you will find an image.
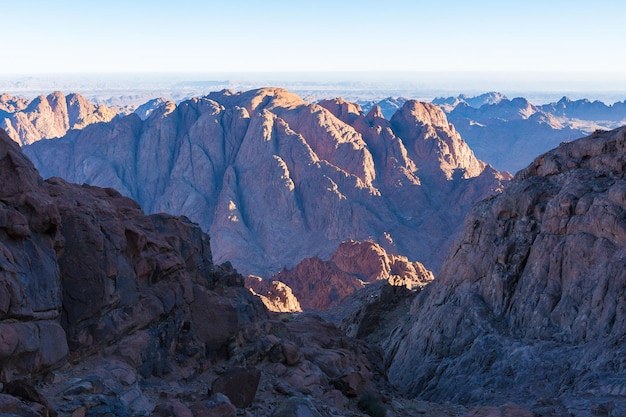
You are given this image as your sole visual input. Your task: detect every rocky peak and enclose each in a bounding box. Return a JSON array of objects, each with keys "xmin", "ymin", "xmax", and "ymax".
[
  {"xmin": 391, "ymin": 99, "xmax": 486, "ymax": 180},
  {"xmin": 24, "ymin": 88, "xmax": 504, "ymax": 277},
  {"xmin": 366, "ymin": 105, "xmax": 385, "ymax": 121},
  {"xmin": 207, "ymin": 87, "xmax": 307, "ymax": 114},
  {"xmin": 317, "ymin": 97, "xmax": 363, "ymax": 124}
]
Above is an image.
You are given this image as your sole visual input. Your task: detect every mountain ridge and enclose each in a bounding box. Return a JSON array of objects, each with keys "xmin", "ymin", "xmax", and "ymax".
[{"xmin": 24, "ymin": 87, "xmax": 507, "ymax": 276}]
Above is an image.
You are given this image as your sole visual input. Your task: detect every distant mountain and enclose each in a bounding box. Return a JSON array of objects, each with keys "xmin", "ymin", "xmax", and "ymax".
[
  {"xmin": 443, "ymin": 96, "xmax": 587, "ymax": 173},
  {"xmin": 358, "ymin": 97, "xmax": 408, "ymax": 119},
  {"xmin": 540, "ymin": 96, "xmax": 626, "ymax": 122},
  {"xmin": 0, "ymin": 91, "xmax": 120, "ymax": 145},
  {"xmin": 432, "ymin": 92, "xmax": 508, "ymax": 112},
  {"xmin": 433, "ymin": 93, "xmax": 626, "ymax": 173},
  {"xmin": 133, "ymin": 97, "xmax": 169, "ymax": 120},
  {"xmin": 24, "ymin": 88, "xmax": 506, "ymax": 277}
]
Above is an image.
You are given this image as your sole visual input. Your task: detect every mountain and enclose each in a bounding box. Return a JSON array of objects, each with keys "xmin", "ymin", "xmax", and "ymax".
[
  {"xmin": 24, "ymin": 87, "xmax": 507, "ymax": 277},
  {"xmin": 385, "ymin": 126, "xmax": 626, "ymax": 415},
  {"xmin": 540, "ymin": 96, "xmax": 626, "ymax": 122},
  {"xmin": 358, "ymin": 97, "xmax": 408, "ymax": 119},
  {"xmin": 445, "ymin": 96, "xmax": 587, "ymax": 173},
  {"xmin": 432, "ymin": 92, "xmax": 508, "ymax": 112},
  {"xmin": 0, "ymin": 91, "xmax": 120, "ymax": 145}
]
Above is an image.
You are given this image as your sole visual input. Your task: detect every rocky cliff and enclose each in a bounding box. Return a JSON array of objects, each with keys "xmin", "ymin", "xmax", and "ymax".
[
  {"xmin": 24, "ymin": 87, "xmax": 507, "ymax": 276},
  {"xmin": 386, "ymin": 126, "xmax": 626, "ymax": 415},
  {"xmin": 0, "ymin": 91, "xmax": 119, "ymax": 145}
]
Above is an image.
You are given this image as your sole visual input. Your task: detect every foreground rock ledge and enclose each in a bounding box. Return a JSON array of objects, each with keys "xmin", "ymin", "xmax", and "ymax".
[{"xmin": 387, "ymin": 126, "xmax": 626, "ymax": 416}]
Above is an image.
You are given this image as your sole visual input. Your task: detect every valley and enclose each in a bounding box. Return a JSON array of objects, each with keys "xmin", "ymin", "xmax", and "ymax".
[{"xmin": 0, "ymin": 85, "xmax": 625, "ymax": 416}]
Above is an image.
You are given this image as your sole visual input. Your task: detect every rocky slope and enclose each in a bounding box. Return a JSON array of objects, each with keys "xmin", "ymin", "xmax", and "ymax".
[
  {"xmin": 0, "ymin": 91, "xmax": 119, "ymax": 145},
  {"xmin": 267, "ymin": 240, "xmax": 433, "ymax": 311},
  {"xmin": 24, "ymin": 87, "xmax": 507, "ymax": 276},
  {"xmin": 386, "ymin": 126, "xmax": 626, "ymax": 415},
  {"xmin": 3, "ymin": 127, "xmax": 444, "ymax": 417}
]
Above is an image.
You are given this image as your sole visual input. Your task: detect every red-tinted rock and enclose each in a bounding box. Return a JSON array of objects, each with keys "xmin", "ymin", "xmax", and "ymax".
[{"xmin": 271, "ymin": 240, "xmax": 433, "ymax": 310}]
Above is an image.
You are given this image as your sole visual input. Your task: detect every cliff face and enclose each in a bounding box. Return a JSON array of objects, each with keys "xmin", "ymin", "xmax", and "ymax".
[
  {"xmin": 386, "ymin": 126, "xmax": 626, "ymax": 415},
  {"xmin": 24, "ymin": 88, "xmax": 507, "ymax": 276},
  {"xmin": 0, "ymin": 92, "xmax": 118, "ymax": 145}
]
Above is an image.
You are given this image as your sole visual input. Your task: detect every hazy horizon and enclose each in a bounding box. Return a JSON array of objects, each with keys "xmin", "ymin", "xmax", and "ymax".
[{"xmin": 2, "ymin": 71, "xmax": 626, "ymax": 105}]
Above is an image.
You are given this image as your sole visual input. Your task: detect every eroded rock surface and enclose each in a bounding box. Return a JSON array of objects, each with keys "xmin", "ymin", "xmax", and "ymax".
[
  {"xmin": 387, "ymin": 126, "xmax": 626, "ymax": 415},
  {"xmin": 1, "ymin": 128, "xmax": 475, "ymax": 416}
]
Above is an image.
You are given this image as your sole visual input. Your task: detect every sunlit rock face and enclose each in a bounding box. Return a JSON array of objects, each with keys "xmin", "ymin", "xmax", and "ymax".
[
  {"xmin": 386, "ymin": 126, "xmax": 626, "ymax": 415},
  {"xmin": 267, "ymin": 240, "xmax": 433, "ymax": 311},
  {"xmin": 24, "ymin": 87, "xmax": 506, "ymax": 276},
  {"xmin": 0, "ymin": 92, "xmax": 119, "ymax": 145}
]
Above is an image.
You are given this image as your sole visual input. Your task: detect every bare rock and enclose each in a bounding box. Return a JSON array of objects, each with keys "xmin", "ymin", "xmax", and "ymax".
[
  {"xmin": 387, "ymin": 127, "xmax": 626, "ymax": 414},
  {"xmin": 153, "ymin": 400, "xmax": 194, "ymax": 417},
  {"xmin": 0, "ymin": 92, "xmax": 119, "ymax": 145},
  {"xmin": 271, "ymin": 397, "xmax": 326, "ymax": 417},
  {"xmin": 245, "ymin": 275, "xmax": 302, "ymax": 313},
  {"xmin": 0, "ymin": 393, "xmax": 42, "ymax": 417},
  {"xmin": 211, "ymin": 367, "xmax": 261, "ymax": 408},
  {"xmin": 271, "ymin": 240, "xmax": 433, "ymax": 310}
]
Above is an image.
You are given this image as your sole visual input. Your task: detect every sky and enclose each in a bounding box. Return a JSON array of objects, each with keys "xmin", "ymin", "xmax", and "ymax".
[{"xmin": 3, "ymin": 0, "xmax": 626, "ymax": 90}]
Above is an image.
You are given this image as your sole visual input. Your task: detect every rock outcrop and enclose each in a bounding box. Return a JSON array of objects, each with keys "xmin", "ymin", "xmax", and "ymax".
[
  {"xmin": 269, "ymin": 240, "xmax": 433, "ymax": 311},
  {"xmin": 24, "ymin": 87, "xmax": 507, "ymax": 276},
  {"xmin": 246, "ymin": 275, "xmax": 302, "ymax": 313},
  {"xmin": 386, "ymin": 126, "xmax": 626, "ymax": 415},
  {"xmin": 0, "ymin": 92, "xmax": 119, "ymax": 145}
]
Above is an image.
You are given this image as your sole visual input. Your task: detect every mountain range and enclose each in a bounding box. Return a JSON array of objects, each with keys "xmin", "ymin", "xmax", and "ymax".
[
  {"xmin": 435, "ymin": 93, "xmax": 626, "ymax": 173},
  {"xmin": 0, "ymin": 77, "xmax": 625, "ymax": 415},
  {"xmin": 23, "ymin": 87, "xmax": 507, "ymax": 277}
]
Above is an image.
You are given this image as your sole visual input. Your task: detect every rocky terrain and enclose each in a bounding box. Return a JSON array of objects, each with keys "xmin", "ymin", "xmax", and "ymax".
[
  {"xmin": 385, "ymin": 126, "xmax": 626, "ymax": 416},
  {"xmin": 0, "ymin": 91, "xmax": 120, "ymax": 145},
  {"xmin": 24, "ymin": 87, "xmax": 507, "ymax": 277},
  {"xmin": 4, "ymin": 127, "xmax": 473, "ymax": 417},
  {"xmin": 263, "ymin": 240, "xmax": 433, "ymax": 311}
]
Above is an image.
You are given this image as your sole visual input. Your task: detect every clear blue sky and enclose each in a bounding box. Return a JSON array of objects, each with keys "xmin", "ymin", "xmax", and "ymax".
[{"xmin": 4, "ymin": 0, "xmax": 625, "ymax": 78}]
